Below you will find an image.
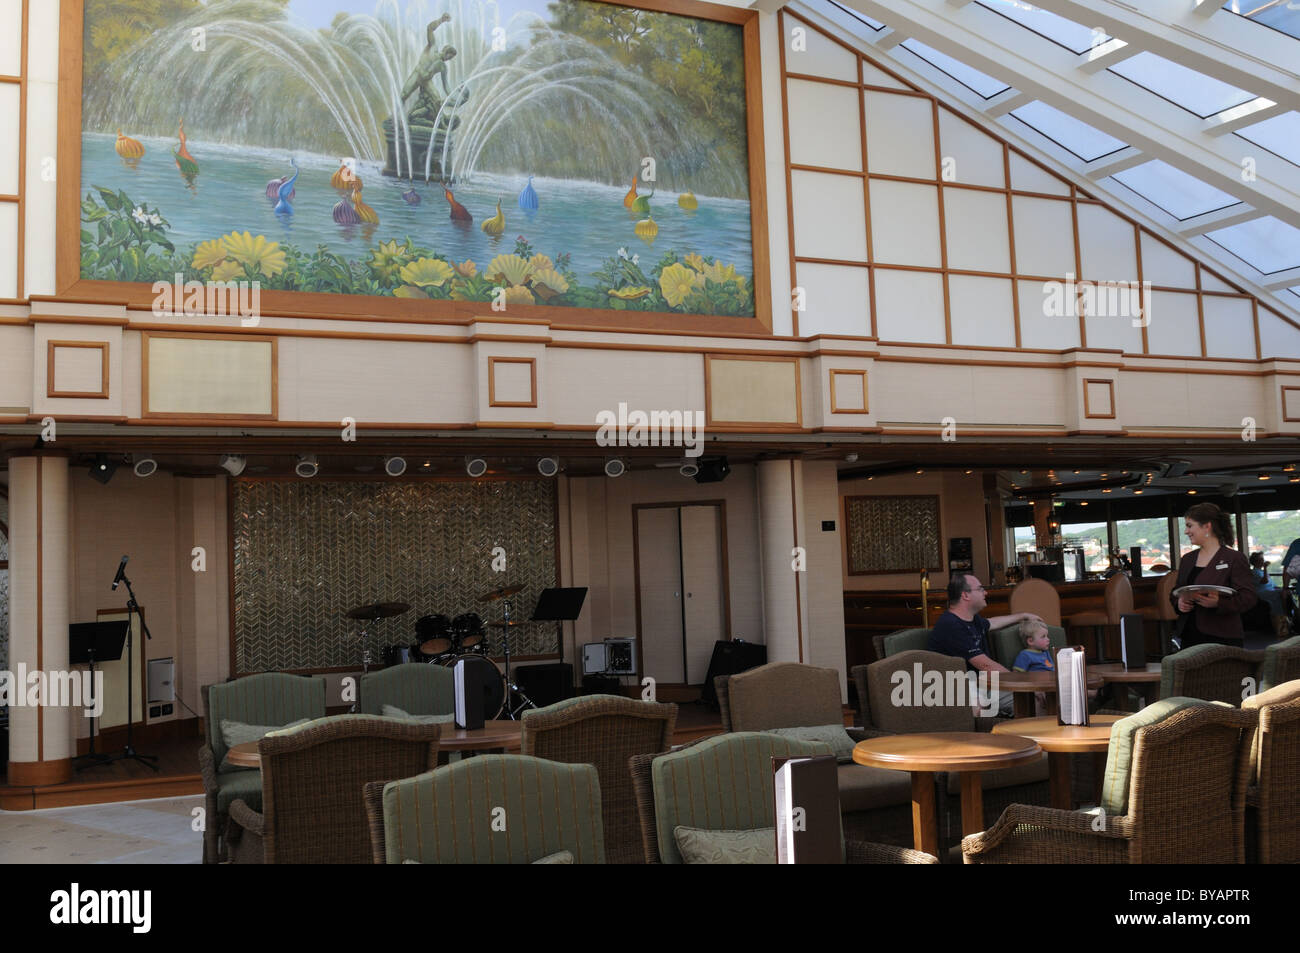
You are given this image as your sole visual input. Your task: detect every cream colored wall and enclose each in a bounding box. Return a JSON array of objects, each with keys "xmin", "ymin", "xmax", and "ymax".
[
  {"xmin": 840, "ymin": 469, "xmax": 990, "ymax": 592},
  {"xmin": 802, "ymin": 460, "xmax": 847, "ymax": 695}
]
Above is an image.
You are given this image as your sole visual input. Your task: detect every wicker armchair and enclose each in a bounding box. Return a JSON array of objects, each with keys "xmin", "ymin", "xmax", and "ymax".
[
  {"xmin": 363, "ymin": 754, "xmax": 605, "ymax": 863},
  {"xmin": 716, "ymin": 662, "xmax": 913, "ymax": 846},
  {"xmin": 520, "ymin": 694, "xmax": 676, "ymax": 864},
  {"xmin": 629, "ymin": 732, "xmax": 936, "ymax": 864},
  {"xmin": 358, "ymin": 662, "xmax": 455, "ymax": 716},
  {"xmin": 1259, "ymin": 636, "xmax": 1300, "ymax": 692},
  {"xmin": 963, "ymin": 700, "xmax": 1257, "ymax": 864},
  {"xmin": 1160, "ymin": 643, "xmax": 1265, "ymax": 705},
  {"xmin": 198, "ymin": 673, "xmax": 326, "ymax": 863},
  {"xmin": 1242, "ymin": 679, "xmax": 1300, "ymax": 863},
  {"xmin": 226, "ymin": 714, "xmax": 440, "ymax": 864}
]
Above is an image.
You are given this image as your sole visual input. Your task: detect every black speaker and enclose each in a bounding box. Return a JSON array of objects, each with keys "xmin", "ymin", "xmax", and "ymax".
[
  {"xmin": 701, "ymin": 639, "xmax": 767, "ymax": 710},
  {"xmin": 581, "ymin": 674, "xmax": 621, "ymax": 696},
  {"xmin": 515, "ymin": 662, "xmax": 573, "ymax": 708}
]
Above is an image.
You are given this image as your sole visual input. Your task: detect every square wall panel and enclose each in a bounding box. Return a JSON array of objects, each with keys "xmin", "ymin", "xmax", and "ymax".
[
  {"xmin": 873, "ymin": 269, "xmax": 946, "ymax": 343},
  {"xmin": 937, "ymin": 109, "xmax": 1006, "ymax": 189},
  {"xmin": 1202, "ymin": 296, "xmax": 1256, "ymax": 359},
  {"xmin": 1144, "ymin": 291, "xmax": 1201, "ymax": 357},
  {"xmin": 944, "ymin": 188, "xmax": 1010, "ymax": 273},
  {"xmin": 864, "ymin": 91, "xmax": 935, "ymax": 178},
  {"xmin": 1083, "ymin": 292, "xmax": 1145, "ymax": 354},
  {"xmin": 1140, "ymin": 233, "xmax": 1196, "ymax": 289},
  {"xmin": 787, "ymin": 79, "xmax": 863, "ymax": 172},
  {"xmin": 795, "ymin": 263, "xmax": 871, "ymax": 336},
  {"xmin": 0, "ymin": 83, "xmax": 18, "ymax": 195},
  {"xmin": 948, "ymin": 276, "xmax": 1015, "ymax": 347},
  {"xmin": 870, "ymin": 180, "xmax": 941, "ymax": 267},
  {"xmin": 0, "ymin": 0, "xmax": 20, "ymax": 75},
  {"xmin": 791, "ymin": 170, "xmax": 868, "ymax": 262},
  {"xmin": 1009, "ymin": 153, "xmax": 1070, "ymax": 196},
  {"xmin": 1260, "ymin": 310, "xmax": 1300, "ymax": 359},
  {"xmin": 1011, "ymin": 196, "xmax": 1076, "ymax": 278},
  {"xmin": 1018, "ymin": 279, "xmax": 1080, "ymax": 350},
  {"xmin": 1078, "ymin": 205, "xmax": 1137, "ymax": 286},
  {"xmin": 785, "ymin": 22, "xmax": 859, "ymax": 83}
]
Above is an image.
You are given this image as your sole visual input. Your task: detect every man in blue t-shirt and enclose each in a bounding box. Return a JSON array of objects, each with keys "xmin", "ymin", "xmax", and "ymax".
[{"xmin": 928, "ymin": 573, "xmax": 1044, "ymax": 717}]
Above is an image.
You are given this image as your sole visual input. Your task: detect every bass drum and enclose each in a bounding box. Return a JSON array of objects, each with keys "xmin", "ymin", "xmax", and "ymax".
[{"xmin": 440, "ymin": 654, "xmax": 506, "ymax": 720}]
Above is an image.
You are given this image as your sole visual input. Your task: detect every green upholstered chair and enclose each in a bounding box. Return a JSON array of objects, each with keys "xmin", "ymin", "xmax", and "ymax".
[
  {"xmin": 358, "ymin": 662, "xmax": 455, "ymax": 716},
  {"xmin": 963, "ymin": 699, "xmax": 1257, "ymax": 864},
  {"xmin": 1259, "ymin": 636, "xmax": 1300, "ymax": 692},
  {"xmin": 1241, "ymin": 679, "xmax": 1300, "ymax": 863},
  {"xmin": 226, "ymin": 714, "xmax": 441, "ymax": 864},
  {"xmin": 1160, "ymin": 643, "xmax": 1266, "ymax": 706},
  {"xmin": 989, "ymin": 622, "xmax": 1068, "ymax": 671},
  {"xmin": 198, "ymin": 673, "xmax": 326, "ymax": 863},
  {"xmin": 364, "ymin": 754, "xmax": 605, "ymax": 864},
  {"xmin": 628, "ymin": 731, "xmax": 936, "ymax": 864},
  {"xmin": 520, "ymin": 694, "xmax": 677, "ymax": 864},
  {"xmin": 856, "ymin": 650, "xmax": 1048, "ymax": 854},
  {"xmin": 876, "ymin": 627, "xmax": 931, "ymax": 660},
  {"xmin": 715, "ymin": 662, "xmax": 913, "ymax": 847}
]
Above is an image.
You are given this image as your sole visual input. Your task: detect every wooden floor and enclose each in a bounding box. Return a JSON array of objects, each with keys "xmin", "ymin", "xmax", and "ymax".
[{"xmin": 0, "ymin": 702, "xmax": 724, "ymax": 811}]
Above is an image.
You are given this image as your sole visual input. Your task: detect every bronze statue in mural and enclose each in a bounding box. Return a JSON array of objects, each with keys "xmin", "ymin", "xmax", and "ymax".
[{"xmin": 401, "ymin": 13, "xmax": 461, "ymax": 128}]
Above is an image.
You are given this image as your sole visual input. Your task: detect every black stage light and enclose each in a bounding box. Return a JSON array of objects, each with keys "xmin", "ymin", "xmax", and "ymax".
[
  {"xmin": 89, "ymin": 454, "xmax": 118, "ymax": 485},
  {"xmin": 693, "ymin": 456, "xmax": 730, "ymax": 484}
]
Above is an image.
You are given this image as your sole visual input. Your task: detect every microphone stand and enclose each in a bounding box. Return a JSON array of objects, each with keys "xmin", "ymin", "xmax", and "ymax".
[{"xmin": 111, "ymin": 569, "xmax": 159, "ymax": 771}]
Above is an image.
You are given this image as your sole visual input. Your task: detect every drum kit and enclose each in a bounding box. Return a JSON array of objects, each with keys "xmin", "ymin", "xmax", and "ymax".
[{"xmin": 346, "ymin": 582, "xmax": 538, "ymax": 719}]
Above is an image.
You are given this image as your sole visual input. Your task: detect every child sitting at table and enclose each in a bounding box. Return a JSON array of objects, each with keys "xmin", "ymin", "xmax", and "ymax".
[{"xmin": 1012, "ymin": 621, "xmax": 1053, "ymax": 715}]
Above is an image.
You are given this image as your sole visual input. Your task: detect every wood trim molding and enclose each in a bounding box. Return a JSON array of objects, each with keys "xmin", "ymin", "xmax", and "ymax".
[
  {"xmin": 46, "ymin": 340, "xmax": 109, "ymax": 399},
  {"xmin": 704, "ymin": 353, "xmax": 803, "ymax": 428},
  {"xmin": 1082, "ymin": 378, "xmax": 1116, "ymax": 420},
  {"xmin": 487, "ymin": 356, "xmax": 538, "ymax": 408},
  {"xmin": 6, "ymin": 759, "xmax": 74, "ymax": 786},
  {"xmin": 828, "ymin": 368, "xmax": 869, "ymax": 414},
  {"xmin": 141, "ymin": 331, "xmax": 278, "ymax": 420}
]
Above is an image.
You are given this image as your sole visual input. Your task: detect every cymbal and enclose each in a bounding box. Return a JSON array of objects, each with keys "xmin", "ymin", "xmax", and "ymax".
[
  {"xmin": 478, "ymin": 584, "xmax": 524, "ymax": 603},
  {"xmin": 347, "ymin": 601, "xmax": 411, "ymax": 621},
  {"xmin": 487, "ymin": 620, "xmax": 524, "ymax": 628}
]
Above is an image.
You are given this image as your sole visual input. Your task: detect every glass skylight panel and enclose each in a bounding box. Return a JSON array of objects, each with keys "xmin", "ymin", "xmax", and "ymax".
[
  {"xmin": 1236, "ymin": 111, "xmax": 1300, "ymax": 167},
  {"xmin": 899, "ymin": 39, "xmax": 1011, "ymax": 98},
  {"xmin": 1224, "ymin": 2, "xmax": 1300, "ymax": 42},
  {"xmin": 1010, "ymin": 101, "xmax": 1127, "ymax": 162},
  {"xmin": 1206, "ymin": 216, "xmax": 1300, "ymax": 274},
  {"xmin": 1110, "ymin": 52, "xmax": 1256, "ymax": 119},
  {"xmin": 1111, "ymin": 160, "xmax": 1241, "ymax": 220},
  {"xmin": 827, "ymin": 0, "xmax": 885, "ymax": 32},
  {"xmin": 977, "ymin": 1, "xmax": 1108, "ymax": 54}
]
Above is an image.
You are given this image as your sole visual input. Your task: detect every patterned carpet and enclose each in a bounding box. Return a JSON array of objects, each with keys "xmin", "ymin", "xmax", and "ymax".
[{"xmin": 0, "ymin": 795, "xmax": 203, "ymax": 864}]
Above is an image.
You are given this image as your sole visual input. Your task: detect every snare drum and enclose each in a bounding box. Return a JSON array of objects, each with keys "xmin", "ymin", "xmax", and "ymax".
[
  {"xmin": 413, "ymin": 614, "xmax": 454, "ymax": 662},
  {"xmin": 451, "ymin": 613, "xmax": 487, "ymax": 652},
  {"xmin": 440, "ymin": 653, "xmax": 506, "ymax": 719}
]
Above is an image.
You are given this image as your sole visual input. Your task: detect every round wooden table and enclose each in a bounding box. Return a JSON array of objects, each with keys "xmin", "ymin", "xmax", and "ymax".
[
  {"xmin": 853, "ymin": 732, "xmax": 1042, "ymax": 858},
  {"xmin": 995, "ymin": 670, "xmax": 1105, "ymax": 719},
  {"xmin": 223, "ymin": 720, "xmax": 523, "ymax": 769},
  {"xmin": 1091, "ymin": 663, "xmax": 1163, "ymax": 708},
  {"xmin": 992, "ymin": 714, "xmax": 1123, "ymax": 809}
]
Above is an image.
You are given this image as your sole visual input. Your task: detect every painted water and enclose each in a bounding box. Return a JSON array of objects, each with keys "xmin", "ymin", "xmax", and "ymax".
[{"xmin": 82, "ymin": 133, "xmax": 754, "ymax": 285}]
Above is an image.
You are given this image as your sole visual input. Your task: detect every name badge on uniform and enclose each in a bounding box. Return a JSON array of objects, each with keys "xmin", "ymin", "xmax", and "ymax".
[{"xmin": 1216, "ymin": 563, "xmax": 1228, "ymax": 570}]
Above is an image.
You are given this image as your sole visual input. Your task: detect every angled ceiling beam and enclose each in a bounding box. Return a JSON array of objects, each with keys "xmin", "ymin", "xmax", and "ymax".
[
  {"xmin": 874, "ymin": 25, "xmax": 906, "ymax": 50},
  {"xmin": 983, "ymin": 88, "xmax": 1033, "ymax": 117},
  {"xmin": 1079, "ymin": 38, "xmax": 1138, "ymax": 75},
  {"xmin": 1084, "ymin": 146, "xmax": 1148, "ymax": 178},
  {"xmin": 1262, "ymin": 266, "xmax": 1300, "ymax": 292},
  {"xmin": 1204, "ymin": 97, "xmax": 1288, "ymax": 137},
  {"xmin": 1177, "ymin": 204, "xmax": 1266, "ymax": 237},
  {"xmin": 839, "ymin": 0, "xmax": 1300, "ymax": 231},
  {"xmin": 1031, "ymin": 0, "xmax": 1300, "ymax": 112}
]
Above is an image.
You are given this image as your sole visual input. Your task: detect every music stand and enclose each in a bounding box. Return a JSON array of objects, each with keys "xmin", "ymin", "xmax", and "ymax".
[{"xmin": 69, "ymin": 621, "xmax": 128, "ymax": 770}]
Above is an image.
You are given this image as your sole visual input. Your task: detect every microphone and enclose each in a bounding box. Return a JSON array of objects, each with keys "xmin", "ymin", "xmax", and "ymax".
[{"xmin": 112, "ymin": 555, "xmax": 129, "ymax": 591}]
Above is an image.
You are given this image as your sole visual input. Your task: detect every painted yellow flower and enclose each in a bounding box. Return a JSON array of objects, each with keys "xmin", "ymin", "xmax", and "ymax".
[
  {"xmin": 503, "ymin": 285, "xmax": 536, "ymax": 305},
  {"xmin": 683, "ymin": 253, "xmax": 707, "ymax": 273},
  {"xmin": 210, "ymin": 260, "xmax": 243, "ymax": 282},
  {"xmin": 530, "ymin": 267, "xmax": 569, "ymax": 296},
  {"xmin": 399, "ymin": 257, "xmax": 455, "ymax": 287},
  {"xmin": 193, "ymin": 239, "xmax": 229, "ymax": 271},
  {"xmin": 453, "ymin": 259, "xmax": 477, "ymax": 278},
  {"xmin": 699, "ymin": 259, "xmax": 739, "ymax": 285},
  {"xmin": 487, "ymin": 254, "xmax": 532, "ymax": 286},
  {"xmin": 608, "ymin": 286, "xmax": 652, "ymax": 300},
  {"xmin": 659, "ymin": 263, "xmax": 700, "ymax": 308},
  {"xmin": 368, "ymin": 240, "xmax": 411, "ymax": 283},
  {"xmin": 221, "ymin": 231, "xmax": 286, "ymax": 277},
  {"xmin": 394, "ymin": 285, "xmax": 429, "ymax": 299},
  {"xmin": 527, "ymin": 253, "xmax": 554, "ymax": 274}
]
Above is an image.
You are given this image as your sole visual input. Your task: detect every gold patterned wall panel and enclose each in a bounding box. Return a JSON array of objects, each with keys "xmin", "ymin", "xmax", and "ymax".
[
  {"xmin": 232, "ymin": 479, "xmax": 558, "ymax": 672},
  {"xmin": 845, "ymin": 494, "xmax": 942, "ymax": 575}
]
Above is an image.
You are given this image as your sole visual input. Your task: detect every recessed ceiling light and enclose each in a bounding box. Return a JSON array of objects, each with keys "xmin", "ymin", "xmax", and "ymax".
[
  {"xmin": 1080, "ymin": 501, "xmax": 1088, "ymax": 506},
  {"xmin": 1133, "ymin": 489, "xmax": 1144, "ymax": 495},
  {"xmin": 915, "ymin": 468, "xmax": 924, "ymax": 475},
  {"xmin": 1258, "ymin": 473, "xmax": 1271, "ymax": 481},
  {"xmin": 1188, "ymin": 489, "xmax": 1198, "ymax": 494},
  {"xmin": 1102, "ymin": 488, "xmax": 1111, "ymax": 493}
]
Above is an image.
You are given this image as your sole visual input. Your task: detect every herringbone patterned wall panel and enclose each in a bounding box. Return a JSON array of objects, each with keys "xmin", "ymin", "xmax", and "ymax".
[
  {"xmin": 845, "ymin": 494, "xmax": 942, "ymax": 575},
  {"xmin": 232, "ymin": 480, "xmax": 559, "ymax": 671}
]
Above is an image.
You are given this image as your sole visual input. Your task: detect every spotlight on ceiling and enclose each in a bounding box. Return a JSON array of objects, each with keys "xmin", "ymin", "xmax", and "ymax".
[
  {"xmin": 845, "ymin": 452, "xmax": 859, "ymax": 463},
  {"xmin": 89, "ymin": 454, "xmax": 118, "ymax": 485},
  {"xmin": 693, "ymin": 456, "xmax": 731, "ymax": 484},
  {"xmin": 385, "ymin": 456, "xmax": 407, "ymax": 477},
  {"xmin": 465, "ymin": 456, "xmax": 488, "ymax": 478},
  {"xmin": 537, "ymin": 457, "xmax": 560, "ymax": 477},
  {"xmin": 604, "ymin": 457, "xmax": 626, "ymax": 479},
  {"xmin": 219, "ymin": 454, "xmax": 247, "ymax": 477},
  {"xmin": 295, "ymin": 454, "xmax": 319, "ymax": 479},
  {"xmin": 679, "ymin": 460, "xmax": 700, "ymax": 478},
  {"xmin": 133, "ymin": 455, "xmax": 158, "ymax": 478}
]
